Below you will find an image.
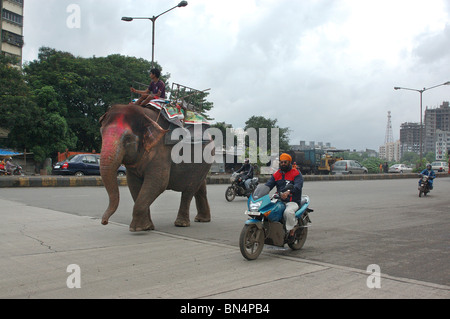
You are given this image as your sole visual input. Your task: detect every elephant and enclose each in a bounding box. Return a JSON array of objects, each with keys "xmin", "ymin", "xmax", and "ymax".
[{"xmin": 99, "ymin": 103, "xmax": 212, "ymax": 232}]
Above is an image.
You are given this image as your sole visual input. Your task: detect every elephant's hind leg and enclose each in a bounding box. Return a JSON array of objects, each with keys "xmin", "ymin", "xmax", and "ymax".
[
  {"xmin": 194, "ymin": 180, "xmax": 211, "ymax": 223},
  {"xmin": 174, "ymin": 191, "xmax": 195, "ymax": 227}
]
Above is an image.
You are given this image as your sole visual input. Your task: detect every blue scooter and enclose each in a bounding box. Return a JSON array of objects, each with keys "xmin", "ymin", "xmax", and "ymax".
[{"xmin": 239, "ymin": 184, "xmax": 314, "ymax": 260}]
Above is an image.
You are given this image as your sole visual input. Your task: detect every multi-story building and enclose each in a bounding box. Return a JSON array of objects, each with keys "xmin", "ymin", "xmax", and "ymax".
[
  {"xmin": 435, "ymin": 130, "xmax": 450, "ymax": 161},
  {"xmin": 424, "ymin": 101, "xmax": 450, "ymax": 154},
  {"xmin": 0, "ymin": 0, "xmax": 24, "ymax": 64},
  {"xmin": 399, "ymin": 122, "xmax": 423, "ymax": 156},
  {"xmin": 379, "ymin": 140, "xmax": 401, "ymax": 162}
]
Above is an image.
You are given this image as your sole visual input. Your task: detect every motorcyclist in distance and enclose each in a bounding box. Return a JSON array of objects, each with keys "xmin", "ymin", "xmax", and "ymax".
[
  {"xmin": 5, "ymin": 157, "xmax": 16, "ymax": 175},
  {"xmin": 235, "ymin": 158, "xmax": 254, "ymax": 191},
  {"xmin": 419, "ymin": 163, "xmax": 436, "ymax": 190}
]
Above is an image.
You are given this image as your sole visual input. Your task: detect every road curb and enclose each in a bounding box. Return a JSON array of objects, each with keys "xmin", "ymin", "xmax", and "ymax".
[{"xmin": 0, "ymin": 173, "xmax": 448, "ymax": 188}]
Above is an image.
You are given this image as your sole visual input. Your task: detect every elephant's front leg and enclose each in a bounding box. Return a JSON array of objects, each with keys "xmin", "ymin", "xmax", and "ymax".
[
  {"xmin": 194, "ymin": 180, "xmax": 211, "ymax": 223},
  {"xmin": 174, "ymin": 191, "xmax": 195, "ymax": 227},
  {"xmin": 129, "ymin": 176, "xmax": 165, "ymax": 232},
  {"xmin": 127, "ymin": 173, "xmax": 154, "ymax": 232}
]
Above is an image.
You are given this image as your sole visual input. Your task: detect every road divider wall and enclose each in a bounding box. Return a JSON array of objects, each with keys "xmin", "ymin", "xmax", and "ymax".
[{"xmin": 0, "ymin": 173, "xmax": 448, "ymax": 188}]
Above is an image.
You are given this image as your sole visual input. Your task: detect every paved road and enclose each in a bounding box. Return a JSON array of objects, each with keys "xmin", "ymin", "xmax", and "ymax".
[{"xmin": 1, "ymin": 177, "xmax": 449, "ymax": 290}]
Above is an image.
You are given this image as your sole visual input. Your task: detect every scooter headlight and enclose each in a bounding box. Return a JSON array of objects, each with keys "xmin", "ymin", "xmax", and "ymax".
[{"xmin": 249, "ymin": 201, "xmax": 262, "ymax": 212}]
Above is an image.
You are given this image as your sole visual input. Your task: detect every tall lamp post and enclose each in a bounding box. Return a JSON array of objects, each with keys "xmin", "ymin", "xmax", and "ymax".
[
  {"xmin": 122, "ymin": 1, "xmax": 188, "ymax": 67},
  {"xmin": 394, "ymin": 81, "xmax": 450, "ymax": 164}
]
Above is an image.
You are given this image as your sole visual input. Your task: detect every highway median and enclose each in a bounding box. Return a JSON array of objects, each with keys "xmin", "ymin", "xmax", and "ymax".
[{"xmin": 0, "ymin": 173, "xmax": 448, "ymax": 188}]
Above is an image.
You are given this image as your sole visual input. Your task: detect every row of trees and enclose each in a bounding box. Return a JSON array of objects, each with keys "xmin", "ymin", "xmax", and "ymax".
[{"xmin": 1, "ymin": 47, "xmax": 290, "ymax": 165}]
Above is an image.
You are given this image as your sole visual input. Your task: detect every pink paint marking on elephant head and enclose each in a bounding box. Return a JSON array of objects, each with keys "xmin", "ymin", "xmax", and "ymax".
[{"xmin": 99, "ymin": 104, "xmax": 167, "ymax": 225}]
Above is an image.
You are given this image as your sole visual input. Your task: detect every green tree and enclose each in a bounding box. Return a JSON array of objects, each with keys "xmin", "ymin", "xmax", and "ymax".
[
  {"xmin": 0, "ymin": 55, "xmax": 76, "ymax": 162},
  {"xmin": 244, "ymin": 116, "xmax": 291, "ymax": 152},
  {"xmin": 424, "ymin": 152, "xmax": 435, "ymax": 164},
  {"xmin": 361, "ymin": 157, "xmax": 385, "ymax": 174},
  {"xmin": 400, "ymin": 152, "xmax": 419, "ymax": 165},
  {"xmin": 210, "ymin": 121, "xmax": 232, "ymax": 149}
]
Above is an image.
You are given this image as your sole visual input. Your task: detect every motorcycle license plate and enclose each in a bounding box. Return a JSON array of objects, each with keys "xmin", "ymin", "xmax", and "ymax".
[{"xmin": 245, "ymin": 210, "xmax": 261, "ymax": 216}]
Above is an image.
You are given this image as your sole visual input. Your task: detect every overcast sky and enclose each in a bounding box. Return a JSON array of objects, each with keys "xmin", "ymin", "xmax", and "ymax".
[{"xmin": 23, "ymin": 0, "xmax": 450, "ymax": 151}]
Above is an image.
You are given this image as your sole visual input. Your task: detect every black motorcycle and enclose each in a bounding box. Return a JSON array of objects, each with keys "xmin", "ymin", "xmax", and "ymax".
[
  {"xmin": 225, "ymin": 172, "xmax": 259, "ymax": 202},
  {"xmin": 418, "ymin": 174, "xmax": 432, "ymax": 197}
]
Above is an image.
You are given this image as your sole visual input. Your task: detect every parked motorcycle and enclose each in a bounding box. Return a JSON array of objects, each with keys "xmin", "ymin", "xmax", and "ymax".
[
  {"xmin": 225, "ymin": 172, "xmax": 259, "ymax": 202},
  {"xmin": 239, "ymin": 184, "xmax": 314, "ymax": 260},
  {"xmin": 418, "ymin": 174, "xmax": 432, "ymax": 197},
  {"xmin": 11, "ymin": 164, "xmax": 24, "ymax": 176},
  {"xmin": 1, "ymin": 163, "xmax": 24, "ymax": 176}
]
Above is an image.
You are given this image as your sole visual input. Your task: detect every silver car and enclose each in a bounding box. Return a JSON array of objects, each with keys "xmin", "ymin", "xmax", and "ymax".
[
  {"xmin": 332, "ymin": 160, "xmax": 368, "ymax": 174},
  {"xmin": 431, "ymin": 161, "xmax": 448, "ymax": 172},
  {"xmin": 388, "ymin": 164, "xmax": 413, "ymax": 174}
]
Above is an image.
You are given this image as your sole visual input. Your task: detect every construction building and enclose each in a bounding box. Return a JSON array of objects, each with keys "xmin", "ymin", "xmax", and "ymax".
[
  {"xmin": 0, "ymin": 0, "xmax": 24, "ymax": 64},
  {"xmin": 400, "ymin": 122, "xmax": 423, "ymax": 155}
]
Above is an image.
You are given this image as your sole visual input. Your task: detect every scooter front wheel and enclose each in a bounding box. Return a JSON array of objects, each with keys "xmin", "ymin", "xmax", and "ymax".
[{"xmin": 239, "ymin": 224, "xmax": 264, "ymax": 260}]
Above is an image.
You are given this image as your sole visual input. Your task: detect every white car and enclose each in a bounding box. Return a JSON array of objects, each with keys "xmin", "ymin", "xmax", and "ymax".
[
  {"xmin": 431, "ymin": 161, "xmax": 449, "ymax": 172},
  {"xmin": 388, "ymin": 164, "xmax": 413, "ymax": 173}
]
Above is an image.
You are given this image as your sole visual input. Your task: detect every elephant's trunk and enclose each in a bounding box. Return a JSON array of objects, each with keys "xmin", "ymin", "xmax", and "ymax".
[{"xmin": 100, "ymin": 117, "xmax": 129, "ymax": 225}]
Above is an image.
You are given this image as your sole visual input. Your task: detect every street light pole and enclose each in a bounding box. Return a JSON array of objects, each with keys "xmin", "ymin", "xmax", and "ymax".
[
  {"xmin": 394, "ymin": 81, "xmax": 450, "ymax": 165},
  {"xmin": 122, "ymin": 1, "xmax": 188, "ymax": 67}
]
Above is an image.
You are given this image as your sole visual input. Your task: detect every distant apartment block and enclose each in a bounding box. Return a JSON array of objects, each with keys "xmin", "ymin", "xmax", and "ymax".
[
  {"xmin": 435, "ymin": 129, "xmax": 450, "ymax": 160},
  {"xmin": 379, "ymin": 140, "xmax": 400, "ymax": 162},
  {"xmin": 424, "ymin": 101, "xmax": 450, "ymax": 154},
  {"xmin": 0, "ymin": 0, "xmax": 24, "ymax": 64}
]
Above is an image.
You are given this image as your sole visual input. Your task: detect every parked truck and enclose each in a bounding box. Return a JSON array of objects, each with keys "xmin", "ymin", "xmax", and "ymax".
[
  {"xmin": 286, "ymin": 149, "xmax": 323, "ymax": 175},
  {"xmin": 287, "ymin": 149, "xmax": 347, "ymax": 175}
]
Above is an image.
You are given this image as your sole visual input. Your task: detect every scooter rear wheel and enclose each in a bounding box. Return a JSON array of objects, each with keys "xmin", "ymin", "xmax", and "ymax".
[
  {"xmin": 288, "ymin": 226, "xmax": 308, "ymax": 250},
  {"xmin": 239, "ymin": 224, "xmax": 264, "ymax": 260}
]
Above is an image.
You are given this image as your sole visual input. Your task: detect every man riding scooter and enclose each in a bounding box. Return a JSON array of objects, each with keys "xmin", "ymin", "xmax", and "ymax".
[
  {"xmin": 265, "ymin": 153, "xmax": 304, "ymax": 243},
  {"xmin": 419, "ymin": 163, "xmax": 436, "ymax": 190}
]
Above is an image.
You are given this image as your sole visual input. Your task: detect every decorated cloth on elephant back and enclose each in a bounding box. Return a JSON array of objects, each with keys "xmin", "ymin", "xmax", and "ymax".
[
  {"xmin": 145, "ymin": 99, "xmax": 210, "ymax": 128},
  {"xmin": 143, "ymin": 99, "xmax": 211, "ymax": 146}
]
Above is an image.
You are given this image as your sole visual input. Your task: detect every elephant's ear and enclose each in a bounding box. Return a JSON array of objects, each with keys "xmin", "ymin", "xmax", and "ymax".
[
  {"xmin": 142, "ymin": 115, "xmax": 168, "ymax": 152},
  {"xmin": 99, "ymin": 112, "xmax": 108, "ymax": 126}
]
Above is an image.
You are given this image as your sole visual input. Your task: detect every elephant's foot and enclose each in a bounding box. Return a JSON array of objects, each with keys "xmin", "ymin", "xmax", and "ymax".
[
  {"xmin": 174, "ymin": 218, "xmax": 190, "ymax": 227},
  {"xmin": 194, "ymin": 214, "xmax": 211, "ymax": 223},
  {"xmin": 129, "ymin": 219, "xmax": 155, "ymax": 232}
]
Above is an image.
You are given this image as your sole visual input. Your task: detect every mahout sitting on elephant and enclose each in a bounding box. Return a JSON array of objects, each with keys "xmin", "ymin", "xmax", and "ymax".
[{"xmin": 99, "ymin": 103, "xmax": 212, "ymax": 232}]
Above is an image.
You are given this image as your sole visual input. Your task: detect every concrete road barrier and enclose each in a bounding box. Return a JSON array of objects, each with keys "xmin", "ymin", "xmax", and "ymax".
[{"xmin": 0, "ymin": 173, "xmax": 447, "ymax": 188}]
